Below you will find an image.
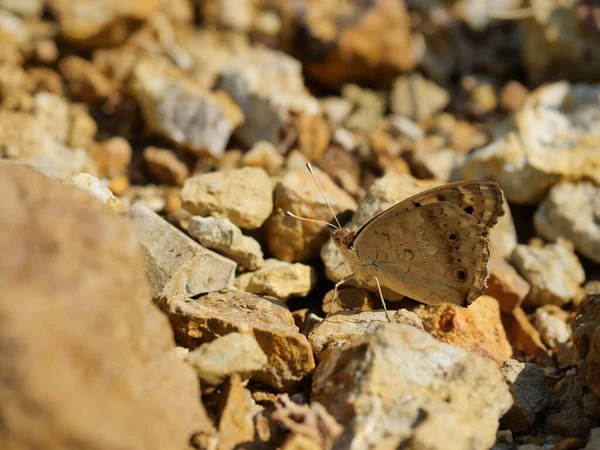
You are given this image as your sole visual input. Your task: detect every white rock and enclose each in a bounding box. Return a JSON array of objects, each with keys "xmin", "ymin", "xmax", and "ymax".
[
  {"xmin": 511, "ymin": 240, "xmax": 585, "ymax": 308},
  {"xmin": 312, "ymin": 323, "xmax": 513, "ymax": 450},
  {"xmin": 187, "ymin": 216, "xmax": 264, "ymax": 271},
  {"xmin": 533, "ymin": 305, "xmax": 572, "ymax": 349},
  {"xmin": 64, "ymin": 173, "xmax": 122, "ymax": 213},
  {"xmin": 235, "ymin": 259, "xmax": 316, "ymax": 301},
  {"xmin": 181, "ymin": 167, "xmax": 274, "ymax": 229},
  {"xmin": 535, "ymin": 181, "xmax": 600, "ymax": 264},
  {"xmin": 185, "ymin": 332, "xmax": 267, "ymax": 386},
  {"xmin": 129, "ymin": 203, "xmax": 236, "ymax": 298},
  {"xmin": 461, "ymin": 82, "xmax": 600, "ymax": 204}
]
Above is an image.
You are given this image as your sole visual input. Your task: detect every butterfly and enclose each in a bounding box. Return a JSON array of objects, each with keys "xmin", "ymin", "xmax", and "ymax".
[{"xmin": 288, "ymin": 164, "xmax": 505, "ymax": 320}]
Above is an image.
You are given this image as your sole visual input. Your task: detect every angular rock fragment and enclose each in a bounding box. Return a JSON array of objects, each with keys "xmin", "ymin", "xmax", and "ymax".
[
  {"xmin": 414, "ymin": 295, "xmax": 513, "ymax": 365},
  {"xmin": 265, "ymin": 166, "xmax": 356, "ymax": 262},
  {"xmin": 502, "ymin": 308, "xmax": 550, "ymax": 365},
  {"xmin": 241, "ymin": 140, "xmax": 284, "ymax": 176},
  {"xmin": 533, "ymin": 305, "xmax": 572, "ymax": 349},
  {"xmin": 499, "ymin": 360, "xmax": 550, "ymax": 432},
  {"xmin": 308, "ymin": 309, "xmax": 423, "ymax": 359},
  {"xmin": 235, "ymin": 259, "xmax": 317, "ymax": 301},
  {"xmin": 86, "ymin": 137, "xmax": 132, "ymax": 177},
  {"xmin": 391, "ymin": 73, "xmax": 451, "ymax": 121},
  {"xmin": 185, "ymin": 332, "xmax": 267, "ymax": 387},
  {"xmin": 572, "ymin": 294, "xmax": 600, "ymax": 400},
  {"xmin": 511, "ymin": 240, "xmax": 585, "ymax": 308},
  {"xmin": 0, "ymin": 164, "xmax": 211, "ymax": 450},
  {"xmin": 486, "ymin": 248, "xmax": 530, "ymax": 313},
  {"xmin": 181, "ymin": 167, "xmax": 273, "ymax": 229},
  {"xmin": 461, "ymin": 83, "xmax": 600, "ymax": 203},
  {"xmin": 143, "ymin": 146, "xmax": 189, "ymax": 186},
  {"xmin": 59, "ymin": 55, "xmax": 117, "ymax": 104},
  {"xmin": 535, "ymin": 181, "xmax": 600, "ymax": 264},
  {"xmin": 188, "ymin": 216, "xmax": 264, "ymax": 271},
  {"xmin": 322, "ymin": 286, "xmax": 378, "ymax": 315},
  {"xmin": 129, "ymin": 202, "xmax": 236, "ymax": 298},
  {"xmin": 130, "ymin": 57, "xmax": 243, "ymax": 157},
  {"xmin": 160, "ymin": 291, "xmax": 316, "ymax": 391},
  {"xmin": 312, "ymin": 324, "xmax": 512, "ymax": 450},
  {"xmin": 217, "ymin": 46, "xmax": 320, "ymax": 146},
  {"xmin": 64, "ymin": 173, "xmax": 123, "ymax": 213}
]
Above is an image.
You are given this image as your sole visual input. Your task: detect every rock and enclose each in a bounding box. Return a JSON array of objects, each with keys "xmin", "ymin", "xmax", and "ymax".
[
  {"xmin": 499, "ymin": 80, "xmax": 529, "ymax": 112},
  {"xmin": 391, "ymin": 73, "xmax": 451, "ymax": 121},
  {"xmin": 236, "ymin": 259, "xmax": 317, "ymax": 301},
  {"xmin": 533, "ymin": 305, "xmax": 572, "ymax": 349},
  {"xmin": 322, "ymin": 286, "xmax": 379, "ymax": 315},
  {"xmin": 0, "ymin": 0, "xmax": 43, "ymax": 17},
  {"xmin": 187, "ymin": 216, "xmax": 264, "ymax": 271},
  {"xmin": 321, "ymin": 172, "xmax": 439, "ymax": 296},
  {"xmin": 490, "ymin": 194, "xmax": 518, "ymax": 259},
  {"xmin": 265, "ymin": 166, "xmax": 357, "ymax": 262},
  {"xmin": 280, "ymin": 434, "xmax": 322, "ymax": 450},
  {"xmin": 0, "ymin": 110, "xmax": 94, "ymax": 180},
  {"xmin": 241, "ymin": 140, "xmax": 284, "ymax": 176},
  {"xmin": 160, "ymin": 291, "xmax": 316, "ymax": 391},
  {"xmin": 316, "ymin": 145, "xmax": 362, "ymax": 197},
  {"xmin": 130, "ymin": 57, "xmax": 243, "ymax": 157},
  {"xmin": 86, "ymin": 137, "xmax": 132, "ymax": 177},
  {"xmin": 68, "ymin": 104, "xmax": 97, "ymax": 149},
  {"xmin": 217, "ymin": 374, "xmax": 261, "ymax": 450},
  {"xmin": 406, "ymin": 148, "xmax": 465, "ymax": 182},
  {"xmin": 414, "ymin": 295, "xmax": 513, "ymax": 365},
  {"xmin": 486, "ymin": 247, "xmax": 530, "ymax": 313},
  {"xmin": 572, "ymin": 294, "xmax": 600, "ymax": 400},
  {"xmin": 32, "ymin": 92, "xmax": 70, "ymax": 143},
  {"xmin": 535, "ymin": 181, "xmax": 600, "ymax": 264},
  {"xmin": 308, "ymin": 309, "xmax": 423, "ymax": 359},
  {"xmin": 64, "ymin": 173, "xmax": 123, "ymax": 213},
  {"xmin": 342, "ymin": 84, "xmax": 386, "ymax": 133},
  {"xmin": 181, "ymin": 167, "xmax": 274, "ymax": 229},
  {"xmin": 143, "ymin": 146, "xmax": 189, "ymax": 186},
  {"xmin": 217, "ymin": 46, "xmax": 320, "ymax": 147},
  {"xmin": 129, "ymin": 202, "xmax": 236, "ymax": 298},
  {"xmin": 460, "ymin": 74, "xmax": 498, "ymax": 116},
  {"xmin": 502, "ymin": 308, "xmax": 550, "ymax": 365},
  {"xmin": 272, "ymin": 394, "xmax": 343, "ymax": 450},
  {"xmin": 0, "ymin": 164, "xmax": 212, "ymax": 449},
  {"xmin": 47, "ymin": 0, "xmax": 161, "ymax": 46},
  {"xmin": 282, "ymin": 0, "xmax": 416, "ymax": 88},
  {"xmin": 312, "ymin": 323, "xmax": 512, "ymax": 450},
  {"xmin": 511, "ymin": 240, "xmax": 585, "ymax": 308},
  {"xmin": 58, "ymin": 56, "xmax": 116, "ymax": 104},
  {"xmin": 185, "ymin": 332, "xmax": 267, "ymax": 386},
  {"xmin": 319, "ymin": 96, "xmax": 353, "ymax": 125},
  {"xmin": 584, "ymin": 428, "xmax": 600, "ymax": 450},
  {"xmin": 200, "ymin": 0, "xmax": 258, "ymax": 32},
  {"xmin": 461, "ymin": 83, "xmax": 600, "ymax": 204},
  {"xmin": 499, "ymin": 360, "xmax": 550, "ymax": 432}
]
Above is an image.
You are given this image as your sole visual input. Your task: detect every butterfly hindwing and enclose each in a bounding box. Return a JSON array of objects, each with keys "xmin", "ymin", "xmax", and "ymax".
[{"xmin": 351, "ymin": 181, "xmax": 504, "ymax": 306}]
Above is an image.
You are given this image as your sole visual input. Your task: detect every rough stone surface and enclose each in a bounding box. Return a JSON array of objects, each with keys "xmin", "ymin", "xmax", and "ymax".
[
  {"xmin": 217, "ymin": 46, "xmax": 320, "ymax": 146},
  {"xmin": 308, "ymin": 309, "xmax": 424, "ymax": 359},
  {"xmin": 321, "ymin": 172, "xmax": 439, "ymax": 297},
  {"xmin": 502, "ymin": 308, "xmax": 550, "ymax": 365},
  {"xmin": 499, "ymin": 360, "xmax": 550, "ymax": 432},
  {"xmin": 322, "ymin": 286, "xmax": 379, "ymax": 315},
  {"xmin": 188, "ymin": 216, "xmax": 264, "ymax": 271},
  {"xmin": 312, "ymin": 323, "xmax": 513, "ymax": 450},
  {"xmin": 265, "ymin": 166, "xmax": 357, "ymax": 262},
  {"xmin": 391, "ymin": 73, "xmax": 451, "ymax": 120},
  {"xmin": 235, "ymin": 259, "xmax": 317, "ymax": 301},
  {"xmin": 130, "ymin": 57, "xmax": 243, "ymax": 157},
  {"xmin": 283, "ymin": 0, "xmax": 416, "ymax": 88},
  {"xmin": 0, "ymin": 164, "xmax": 211, "ymax": 450},
  {"xmin": 241, "ymin": 140, "xmax": 284, "ymax": 176},
  {"xmin": 511, "ymin": 240, "xmax": 585, "ymax": 308},
  {"xmin": 181, "ymin": 167, "xmax": 274, "ymax": 229},
  {"xmin": 64, "ymin": 173, "xmax": 123, "ymax": 213},
  {"xmin": 572, "ymin": 294, "xmax": 600, "ymax": 400},
  {"xmin": 486, "ymin": 246, "xmax": 530, "ymax": 313},
  {"xmin": 414, "ymin": 295, "xmax": 513, "ymax": 365},
  {"xmin": 86, "ymin": 137, "xmax": 132, "ymax": 177},
  {"xmin": 535, "ymin": 181, "xmax": 600, "ymax": 264},
  {"xmin": 160, "ymin": 291, "xmax": 316, "ymax": 391},
  {"xmin": 584, "ymin": 428, "xmax": 600, "ymax": 450},
  {"xmin": 461, "ymin": 83, "xmax": 600, "ymax": 204},
  {"xmin": 129, "ymin": 202, "xmax": 236, "ymax": 298},
  {"xmin": 143, "ymin": 146, "xmax": 189, "ymax": 186},
  {"xmin": 533, "ymin": 305, "xmax": 572, "ymax": 349},
  {"xmin": 185, "ymin": 332, "xmax": 267, "ymax": 386},
  {"xmin": 0, "ymin": 110, "xmax": 94, "ymax": 180}
]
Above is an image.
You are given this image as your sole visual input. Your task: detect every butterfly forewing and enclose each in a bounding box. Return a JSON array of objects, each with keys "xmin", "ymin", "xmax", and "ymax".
[{"xmin": 351, "ymin": 181, "xmax": 504, "ymax": 306}]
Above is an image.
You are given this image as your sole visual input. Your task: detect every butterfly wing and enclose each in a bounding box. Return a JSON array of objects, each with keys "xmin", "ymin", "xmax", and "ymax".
[{"xmin": 351, "ymin": 181, "xmax": 504, "ymax": 306}]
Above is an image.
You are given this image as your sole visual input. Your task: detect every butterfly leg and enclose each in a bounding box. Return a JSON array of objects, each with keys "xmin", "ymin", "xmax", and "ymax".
[
  {"xmin": 373, "ymin": 276, "xmax": 391, "ymax": 322},
  {"xmin": 326, "ymin": 273, "xmax": 356, "ymax": 319}
]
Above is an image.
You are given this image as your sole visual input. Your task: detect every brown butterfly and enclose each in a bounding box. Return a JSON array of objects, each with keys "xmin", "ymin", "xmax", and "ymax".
[{"xmin": 288, "ymin": 164, "xmax": 505, "ymax": 320}]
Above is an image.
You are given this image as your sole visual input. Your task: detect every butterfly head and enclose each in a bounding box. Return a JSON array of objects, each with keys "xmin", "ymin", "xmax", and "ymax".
[{"xmin": 331, "ymin": 227, "xmax": 355, "ymax": 249}]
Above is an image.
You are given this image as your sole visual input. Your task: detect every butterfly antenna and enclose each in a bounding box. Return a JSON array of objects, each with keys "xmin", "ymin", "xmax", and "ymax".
[
  {"xmin": 305, "ymin": 163, "xmax": 343, "ymax": 229},
  {"xmin": 285, "ymin": 211, "xmax": 339, "ymax": 230}
]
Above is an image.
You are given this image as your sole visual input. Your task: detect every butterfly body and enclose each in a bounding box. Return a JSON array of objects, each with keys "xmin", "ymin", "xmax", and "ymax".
[{"xmin": 330, "ymin": 180, "xmax": 505, "ymax": 308}]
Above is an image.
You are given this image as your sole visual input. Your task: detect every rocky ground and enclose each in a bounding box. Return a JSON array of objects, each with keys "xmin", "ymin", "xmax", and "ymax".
[{"xmin": 2, "ymin": 1, "xmax": 600, "ymax": 449}]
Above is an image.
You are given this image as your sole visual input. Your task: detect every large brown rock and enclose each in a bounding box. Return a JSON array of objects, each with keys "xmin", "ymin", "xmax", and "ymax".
[{"xmin": 0, "ymin": 164, "xmax": 211, "ymax": 449}]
